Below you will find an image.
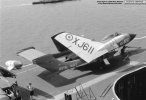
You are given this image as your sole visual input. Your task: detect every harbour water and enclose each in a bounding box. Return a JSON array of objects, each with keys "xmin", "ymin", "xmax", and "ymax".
[{"xmin": 1, "ymin": 0, "xmax": 146, "ymax": 66}]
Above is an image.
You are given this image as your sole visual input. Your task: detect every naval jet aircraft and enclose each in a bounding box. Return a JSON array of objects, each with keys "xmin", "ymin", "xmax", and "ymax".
[{"xmin": 17, "ymin": 32, "xmax": 136, "ymax": 73}]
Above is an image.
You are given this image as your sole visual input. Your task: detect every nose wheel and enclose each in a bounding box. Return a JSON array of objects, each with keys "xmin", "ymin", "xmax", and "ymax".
[{"xmin": 121, "ymin": 46, "xmax": 126, "ymax": 54}]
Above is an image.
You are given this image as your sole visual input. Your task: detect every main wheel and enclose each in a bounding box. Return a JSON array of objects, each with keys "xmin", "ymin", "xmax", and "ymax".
[{"xmin": 121, "ymin": 46, "xmax": 126, "ymax": 54}]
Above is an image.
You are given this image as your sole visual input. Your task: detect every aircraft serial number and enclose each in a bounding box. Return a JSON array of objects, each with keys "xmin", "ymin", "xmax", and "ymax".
[
  {"xmin": 59, "ymin": 66, "xmax": 68, "ymax": 71},
  {"xmin": 118, "ymin": 37, "xmax": 130, "ymax": 47},
  {"xmin": 65, "ymin": 34, "xmax": 94, "ymax": 54}
]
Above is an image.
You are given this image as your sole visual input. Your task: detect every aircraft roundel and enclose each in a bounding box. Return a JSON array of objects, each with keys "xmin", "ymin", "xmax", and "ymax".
[{"xmin": 65, "ymin": 34, "xmax": 73, "ymax": 41}]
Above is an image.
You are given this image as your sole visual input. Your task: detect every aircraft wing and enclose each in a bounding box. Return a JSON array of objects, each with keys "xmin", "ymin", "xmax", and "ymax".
[
  {"xmin": 17, "ymin": 47, "xmax": 45, "ymax": 62},
  {"xmin": 54, "ymin": 32, "xmax": 108, "ymax": 63}
]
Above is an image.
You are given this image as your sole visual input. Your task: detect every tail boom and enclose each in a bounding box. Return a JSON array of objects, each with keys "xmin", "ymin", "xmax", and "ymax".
[{"xmin": 33, "ymin": 54, "xmax": 85, "ymax": 73}]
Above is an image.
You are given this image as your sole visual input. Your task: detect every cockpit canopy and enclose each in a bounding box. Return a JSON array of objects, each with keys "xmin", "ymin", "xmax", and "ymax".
[{"xmin": 102, "ymin": 32, "xmax": 121, "ymax": 41}]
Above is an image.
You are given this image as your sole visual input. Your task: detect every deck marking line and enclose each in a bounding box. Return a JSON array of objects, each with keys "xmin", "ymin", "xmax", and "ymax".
[
  {"xmin": 22, "ymin": 63, "xmax": 33, "ymax": 68},
  {"xmin": 135, "ymin": 36, "xmax": 146, "ymax": 40},
  {"xmin": 17, "ymin": 66, "xmax": 38, "ymax": 75},
  {"xmin": 2, "ymin": 4, "xmax": 32, "ymax": 8},
  {"xmin": 0, "ymin": 76, "xmax": 9, "ymax": 83}
]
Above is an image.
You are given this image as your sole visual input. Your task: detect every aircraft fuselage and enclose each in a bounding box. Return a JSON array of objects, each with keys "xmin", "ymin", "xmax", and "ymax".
[
  {"xmin": 56, "ymin": 33, "xmax": 136, "ymax": 71},
  {"xmin": 98, "ymin": 34, "xmax": 136, "ymax": 52}
]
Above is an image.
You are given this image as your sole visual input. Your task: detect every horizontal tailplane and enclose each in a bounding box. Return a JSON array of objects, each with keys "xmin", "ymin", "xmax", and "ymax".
[{"xmin": 33, "ymin": 54, "xmax": 67, "ymax": 72}]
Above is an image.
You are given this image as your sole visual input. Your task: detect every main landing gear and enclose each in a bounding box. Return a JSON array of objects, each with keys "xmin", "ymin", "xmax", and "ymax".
[{"xmin": 121, "ymin": 46, "xmax": 126, "ymax": 55}]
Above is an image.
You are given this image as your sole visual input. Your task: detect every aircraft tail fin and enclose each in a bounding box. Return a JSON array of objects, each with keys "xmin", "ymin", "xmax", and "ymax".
[{"xmin": 51, "ymin": 32, "xmax": 68, "ymax": 52}]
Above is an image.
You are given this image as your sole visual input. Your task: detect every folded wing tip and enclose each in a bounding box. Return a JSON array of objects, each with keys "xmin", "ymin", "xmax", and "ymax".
[
  {"xmin": 17, "ymin": 46, "xmax": 35, "ymax": 55},
  {"xmin": 17, "ymin": 47, "xmax": 45, "ymax": 62}
]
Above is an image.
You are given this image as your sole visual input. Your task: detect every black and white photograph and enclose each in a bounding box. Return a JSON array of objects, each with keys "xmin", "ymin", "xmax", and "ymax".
[{"xmin": 1, "ymin": 0, "xmax": 146, "ymax": 100}]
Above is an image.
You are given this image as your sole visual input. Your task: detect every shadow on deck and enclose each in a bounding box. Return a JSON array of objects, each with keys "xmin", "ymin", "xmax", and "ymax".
[{"xmin": 38, "ymin": 47, "xmax": 146, "ymax": 87}]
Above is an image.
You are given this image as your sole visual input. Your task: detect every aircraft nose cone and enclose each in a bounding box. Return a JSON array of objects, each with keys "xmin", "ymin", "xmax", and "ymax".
[{"xmin": 130, "ymin": 34, "xmax": 136, "ymax": 40}]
